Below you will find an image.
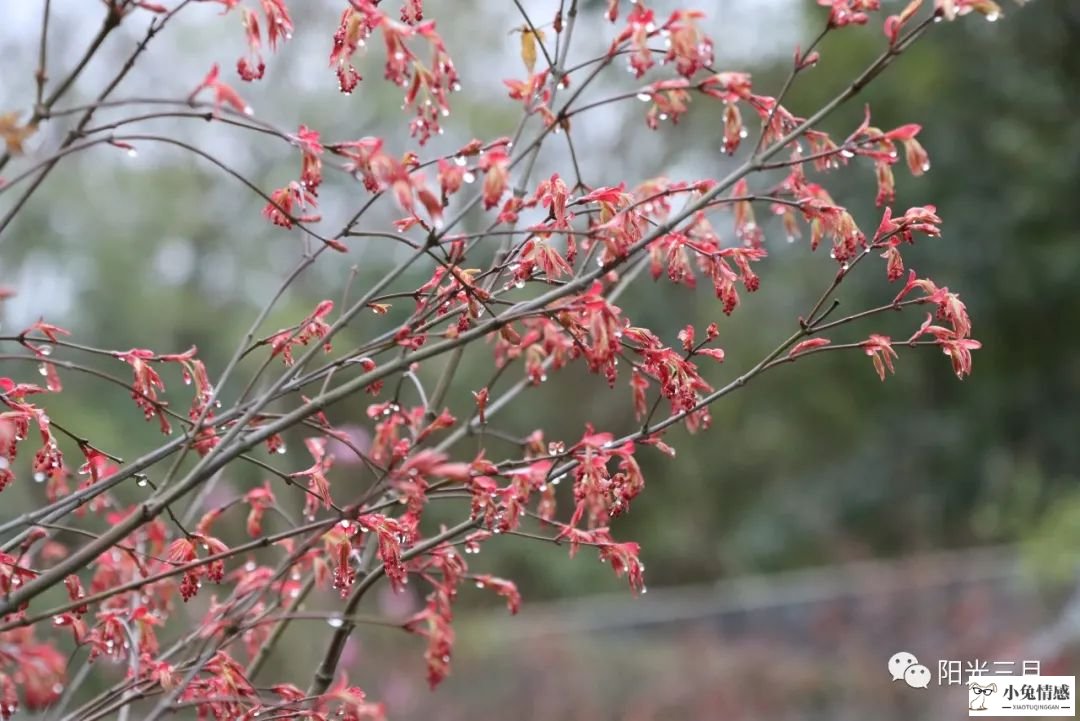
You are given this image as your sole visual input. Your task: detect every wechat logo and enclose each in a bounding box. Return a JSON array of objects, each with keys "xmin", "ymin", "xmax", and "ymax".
[{"xmin": 889, "ymin": 651, "xmax": 931, "ymax": 689}]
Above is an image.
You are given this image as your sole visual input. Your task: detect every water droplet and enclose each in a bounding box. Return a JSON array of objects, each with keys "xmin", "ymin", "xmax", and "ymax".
[
  {"xmin": 33, "ymin": 471, "xmax": 46, "ymax": 483},
  {"xmin": 327, "ymin": 616, "xmax": 345, "ymax": 628},
  {"xmin": 38, "ymin": 363, "xmax": 49, "ymax": 376},
  {"xmin": 136, "ymin": 476, "xmax": 149, "ymax": 487},
  {"xmin": 127, "ymin": 148, "xmax": 138, "ymax": 158},
  {"xmin": 452, "ymin": 82, "xmax": 462, "ymax": 92},
  {"xmin": 739, "ymin": 128, "xmax": 749, "ymax": 139},
  {"xmin": 921, "ymin": 161, "xmax": 931, "ymax": 172},
  {"xmin": 475, "ymin": 581, "xmax": 484, "ymax": 588},
  {"xmin": 840, "ymin": 149, "xmax": 855, "ymax": 159},
  {"xmin": 244, "ymin": 560, "xmax": 256, "ymax": 572},
  {"xmin": 658, "ymin": 113, "xmax": 669, "ymax": 121},
  {"xmin": 985, "ymin": 12, "xmax": 999, "ymax": 22},
  {"xmin": 0, "ymin": 458, "xmax": 8, "ymax": 471},
  {"xmin": 463, "ymin": 171, "xmax": 476, "ymax": 184},
  {"xmin": 52, "ymin": 615, "xmax": 65, "ymax": 626},
  {"xmin": 441, "ymin": 108, "xmax": 450, "ymax": 117},
  {"xmin": 39, "ymin": 344, "xmax": 53, "ymax": 356},
  {"xmin": 243, "ymin": 105, "xmax": 254, "ymax": 116},
  {"xmin": 636, "ymin": 92, "xmax": 652, "ymax": 102},
  {"xmin": 786, "ymin": 235, "xmax": 796, "ymax": 244}
]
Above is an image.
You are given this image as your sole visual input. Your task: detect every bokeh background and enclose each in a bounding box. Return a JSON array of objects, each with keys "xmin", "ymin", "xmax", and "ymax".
[{"xmin": 2, "ymin": 0, "xmax": 1079, "ymax": 718}]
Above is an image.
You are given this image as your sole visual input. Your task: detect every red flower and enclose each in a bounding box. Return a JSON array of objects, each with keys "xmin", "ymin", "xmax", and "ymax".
[
  {"xmin": 663, "ymin": 10, "xmax": 713, "ymax": 78},
  {"xmin": 789, "ymin": 338, "xmax": 831, "ymax": 357},
  {"xmin": 861, "ymin": 334, "xmax": 898, "ymax": 380},
  {"xmin": 294, "ymin": 125, "xmax": 324, "ymax": 192},
  {"xmin": 611, "ymin": 5, "xmax": 658, "ymax": 78},
  {"xmin": 599, "ymin": 540, "xmax": 646, "ymax": 594},
  {"xmin": 473, "ymin": 575, "xmax": 521, "ymax": 614},
  {"xmin": 478, "ymin": 147, "xmax": 510, "ymax": 210},
  {"xmin": 330, "ymin": 7, "xmax": 379, "ymax": 94},
  {"xmin": 401, "ymin": 0, "xmax": 424, "ymax": 24},
  {"xmin": 291, "ymin": 437, "xmax": 335, "ymax": 520},
  {"xmin": 267, "ymin": 299, "xmax": 335, "ymax": 366},
  {"xmin": 189, "ymin": 64, "xmax": 250, "ymax": 115},
  {"xmin": 243, "ymin": 481, "xmax": 275, "ymax": 537},
  {"xmin": 237, "ymin": 8, "xmax": 265, "ymax": 81},
  {"xmin": 115, "ymin": 348, "xmax": 171, "ymax": 432},
  {"xmin": 259, "ymin": 0, "xmax": 293, "ymax": 51},
  {"xmin": 885, "ymin": 0, "xmax": 923, "ymax": 45},
  {"xmin": 357, "ymin": 513, "xmax": 411, "ymax": 592},
  {"xmin": 322, "ymin": 521, "xmax": 356, "ymax": 596},
  {"xmin": 263, "ymin": 181, "xmax": 320, "ymax": 229},
  {"xmin": 405, "ymin": 595, "xmax": 455, "ymax": 688},
  {"xmin": 907, "ymin": 313, "xmax": 982, "ymax": 378},
  {"xmin": 818, "ymin": 0, "xmax": 881, "ymax": 27}
]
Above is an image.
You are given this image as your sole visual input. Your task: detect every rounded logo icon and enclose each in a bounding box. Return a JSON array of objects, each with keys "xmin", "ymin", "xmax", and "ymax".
[
  {"xmin": 904, "ymin": 663, "xmax": 932, "ymax": 689},
  {"xmin": 888, "ymin": 651, "xmax": 919, "ymax": 682}
]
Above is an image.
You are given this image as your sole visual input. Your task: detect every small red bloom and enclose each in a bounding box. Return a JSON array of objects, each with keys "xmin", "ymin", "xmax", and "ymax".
[
  {"xmin": 861, "ymin": 334, "xmax": 898, "ymax": 381},
  {"xmin": 189, "ymin": 64, "xmax": 251, "ymax": 115},
  {"xmin": 263, "ymin": 181, "xmax": 320, "ymax": 229},
  {"xmin": 473, "ymin": 575, "xmax": 521, "ymax": 614},
  {"xmin": 294, "ymin": 125, "xmax": 324, "ymax": 192}
]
